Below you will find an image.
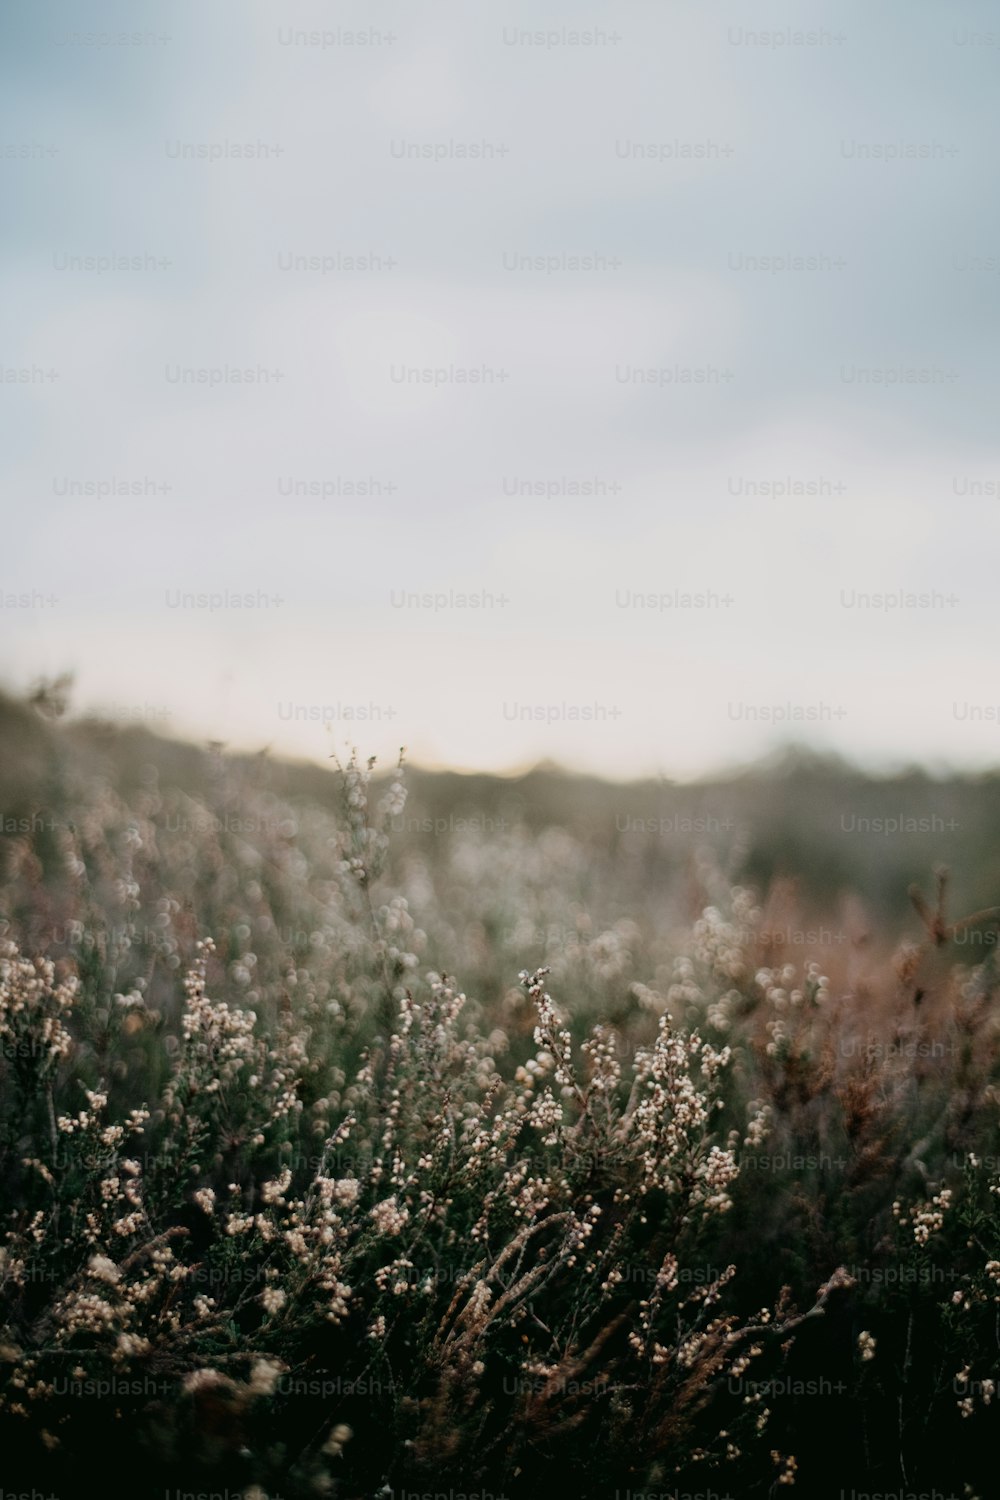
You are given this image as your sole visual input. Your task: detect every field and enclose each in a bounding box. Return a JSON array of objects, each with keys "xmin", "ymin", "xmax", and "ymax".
[{"xmin": 2, "ymin": 688, "xmax": 1000, "ymax": 1498}]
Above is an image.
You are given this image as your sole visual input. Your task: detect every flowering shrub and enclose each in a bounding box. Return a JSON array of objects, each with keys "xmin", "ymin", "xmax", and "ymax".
[
  {"xmin": 1, "ymin": 711, "xmax": 1000, "ymax": 1495},
  {"xmin": 0, "ymin": 920, "xmax": 793, "ymax": 1496}
]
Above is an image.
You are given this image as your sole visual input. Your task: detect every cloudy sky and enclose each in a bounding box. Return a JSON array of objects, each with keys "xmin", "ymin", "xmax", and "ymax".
[{"xmin": 2, "ymin": 0, "xmax": 998, "ymax": 779}]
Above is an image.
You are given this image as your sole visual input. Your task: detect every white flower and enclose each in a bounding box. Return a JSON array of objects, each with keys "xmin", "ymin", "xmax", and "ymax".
[
  {"xmin": 87, "ymin": 1255, "xmax": 121, "ymax": 1285},
  {"xmin": 370, "ymin": 1196, "xmax": 409, "ymax": 1236},
  {"xmin": 333, "ymin": 1178, "xmax": 361, "ymax": 1209},
  {"xmin": 261, "ymin": 1287, "xmax": 287, "ymax": 1316},
  {"xmin": 248, "ymin": 1358, "xmax": 284, "ymax": 1397}
]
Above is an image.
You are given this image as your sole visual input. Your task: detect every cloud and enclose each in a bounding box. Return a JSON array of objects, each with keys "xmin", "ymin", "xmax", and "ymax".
[{"xmin": 3, "ymin": 0, "xmax": 998, "ymax": 776}]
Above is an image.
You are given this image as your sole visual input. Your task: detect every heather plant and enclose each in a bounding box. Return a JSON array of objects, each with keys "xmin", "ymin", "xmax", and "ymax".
[
  {"xmin": 0, "ymin": 753, "xmax": 801, "ymax": 1498},
  {"xmin": 0, "ymin": 957, "xmax": 781, "ymax": 1497},
  {"xmin": 2, "ymin": 705, "xmax": 1000, "ymax": 1494}
]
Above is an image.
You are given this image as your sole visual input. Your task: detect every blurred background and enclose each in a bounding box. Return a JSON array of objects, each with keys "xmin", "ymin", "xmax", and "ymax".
[{"xmin": 2, "ymin": 0, "xmax": 998, "ymax": 781}]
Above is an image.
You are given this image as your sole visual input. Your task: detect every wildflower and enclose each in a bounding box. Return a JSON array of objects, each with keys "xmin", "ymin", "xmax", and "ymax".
[
  {"xmin": 323, "ymin": 1422, "xmax": 353, "ymax": 1457},
  {"xmin": 248, "ymin": 1359, "xmax": 284, "ymax": 1398},
  {"xmin": 333, "ymin": 1178, "xmax": 361, "ymax": 1209},
  {"xmin": 183, "ymin": 1369, "xmax": 229, "ymax": 1394},
  {"xmin": 261, "ymin": 1169, "xmax": 292, "ymax": 1205},
  {"xmin": 370, "ymin": 1196, "xmax": 408, "ymax": 1236},
  {"xmin": 378, "ymin": 774, "xmax": 407, "ymax": 819},
  {"xmin": 773, "ymin": 1451, "xmax": 798, "ymax": 1485},
  {"xmin": 87, "ymin": 1255, "xmax": 121, "ymax": 1285},
  {"xmin": 908, "ymin": 1189, "xmax": 952, "ymax": 1245},
  {"xmin": 115, "ymin": 1333, "xmax": 150, "ymax": 1359}
]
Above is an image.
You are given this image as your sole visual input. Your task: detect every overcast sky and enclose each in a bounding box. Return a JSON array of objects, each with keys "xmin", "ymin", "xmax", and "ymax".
[{"xmin": 2, "ymin": 0, "xmax": 998, "ymax": 780}]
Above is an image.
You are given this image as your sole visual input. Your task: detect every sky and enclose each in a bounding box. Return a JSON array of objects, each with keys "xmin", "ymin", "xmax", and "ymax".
[{"xmin": 2, "ymin": 0, "xmax": 998, "ymax": 781}]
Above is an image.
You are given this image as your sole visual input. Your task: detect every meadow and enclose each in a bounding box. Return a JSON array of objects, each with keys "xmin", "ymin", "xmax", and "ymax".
[{"xmin": 2, "ymin": 685, "xmax": 1000, "ymax": 1498}]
